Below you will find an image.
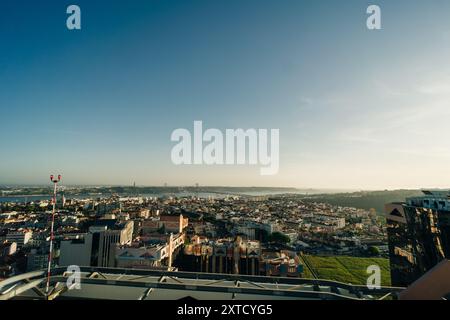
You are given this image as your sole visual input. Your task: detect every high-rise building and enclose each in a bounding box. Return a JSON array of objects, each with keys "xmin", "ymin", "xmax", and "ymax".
[
  {"xmin": 26, "ymin": 248, "xmax": 52, "ymax": 272},
  {"xmin": 59, "ymin": 220, "xmax": 134, "ymax": 267},
  {"xmin": 385, "ymin": 190, "xmax": 450, "ymax": 286},
  {"xmin": 6, "ymin": 230, "xmax": 32, "ymax": 247},
  {"xmin": 59, "ymin": 235, "xmax": 92, "ymax": 267}
]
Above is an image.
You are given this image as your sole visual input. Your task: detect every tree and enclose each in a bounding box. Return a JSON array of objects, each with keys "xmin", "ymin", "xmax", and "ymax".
[
  {"xmin": 367, "ymin": 246, "xmax": 380, "ymax": 256},
  {"xmin": 157, "ymin": 224, "xmax": 166, "ymax": 234},
  {"xmin": 268, "ymin": 232, "xmax": 290, "ymax": 245}
]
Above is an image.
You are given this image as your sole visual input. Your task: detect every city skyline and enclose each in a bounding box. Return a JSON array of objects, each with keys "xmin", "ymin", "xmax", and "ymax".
[{"xmin": 2, "ymin": 0, "xmax": 450, "ymax": 189}]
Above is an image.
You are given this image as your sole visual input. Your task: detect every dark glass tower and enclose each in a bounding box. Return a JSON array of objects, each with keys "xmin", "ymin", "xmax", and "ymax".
[{"xmin": 385, "ymin": 191, "xmax": 450, "ymax": 287}]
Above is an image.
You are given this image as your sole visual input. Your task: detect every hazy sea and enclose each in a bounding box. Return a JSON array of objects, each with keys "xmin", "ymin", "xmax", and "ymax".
[{"xmin": 0, "ymin": 192, "xmax": 273, "ymax": 203}]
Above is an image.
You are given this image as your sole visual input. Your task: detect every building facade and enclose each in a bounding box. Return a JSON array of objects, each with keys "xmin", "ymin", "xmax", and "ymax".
[
  {"xmin": 385, "ymin": 190, "xmax": 450, "ymax": 286},
  {"xmin": 182, "ymin": 237, "xmax": 260, "ymax": 275},
  {"xmin": 141, "ymin": 215, "xmax": 188, "ymax": 234},
  {"xmin": 6, "ymin": 230, "xmax": 32, "ymax": 247},
  {"xmin": 59, "ymin": 220, "xmax": 134, "ymax": 267},
  {"xmin": 115, "ymin": 233, "xmax": 184, "ymax": 270}
]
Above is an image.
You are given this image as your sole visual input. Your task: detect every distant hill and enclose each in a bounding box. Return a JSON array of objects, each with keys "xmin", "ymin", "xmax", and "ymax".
[
  {"xmin": 1, "ymin": 187, "xmax": 428, "ymax": 213},
  {"xmin": 298, "ymin": 190, "xmax": 424, "ymax": 214}
]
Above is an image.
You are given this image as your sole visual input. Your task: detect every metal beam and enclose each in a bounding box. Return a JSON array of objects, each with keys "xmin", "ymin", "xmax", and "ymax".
[
  {"xmin": 0, "ymin": 270, "xmax": 45, "ymax": 291},
  {"xmin": 50, "ymin": 275, "xmax": 362, "ymax": 300},
  {"xmin": 138, "ymin": 288, "xmax": 153, "ymax": 300},
  {"xmin": 0, "ymin": 279, "xmax": 44, "ymax": 300}
]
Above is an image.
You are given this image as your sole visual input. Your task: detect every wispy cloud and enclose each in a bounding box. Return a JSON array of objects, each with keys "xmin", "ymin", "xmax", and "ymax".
[{"xmin": 416, "ymin": 78, "xmax": 450, "ymax": 95}]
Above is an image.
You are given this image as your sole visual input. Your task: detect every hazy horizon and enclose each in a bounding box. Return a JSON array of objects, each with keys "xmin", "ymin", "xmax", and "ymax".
[{"xmin": 0, "ymin": 183, "xmax": 443, "ymax": 194}]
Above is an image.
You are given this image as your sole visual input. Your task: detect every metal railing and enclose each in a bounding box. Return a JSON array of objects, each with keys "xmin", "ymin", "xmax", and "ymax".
[{"xmin": 0, "ymin": 266, "xmax": 405, "ymax": 300}]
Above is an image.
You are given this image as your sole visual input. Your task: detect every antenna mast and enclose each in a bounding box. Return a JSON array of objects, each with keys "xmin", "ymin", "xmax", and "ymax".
[{"xmin": 46, "ymin": 174, "xmax": 61, "ymax": 296}]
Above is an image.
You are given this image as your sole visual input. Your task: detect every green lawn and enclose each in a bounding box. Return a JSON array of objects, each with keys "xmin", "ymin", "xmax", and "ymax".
[{"xmin": 302, "ymin": 255, "xmax": 391, "ymax": 286}]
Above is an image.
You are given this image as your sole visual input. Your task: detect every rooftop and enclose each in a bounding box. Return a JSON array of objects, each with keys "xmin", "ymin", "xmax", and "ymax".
[{"xmin": 0, "ymin": 267, "xmax": 403, "ymax": 300}]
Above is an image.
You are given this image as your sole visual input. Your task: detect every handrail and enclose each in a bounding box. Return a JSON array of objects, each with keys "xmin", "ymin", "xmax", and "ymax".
[{"xmin": 0, "ymin": 266, "xmax": 405, "ymax": 300}]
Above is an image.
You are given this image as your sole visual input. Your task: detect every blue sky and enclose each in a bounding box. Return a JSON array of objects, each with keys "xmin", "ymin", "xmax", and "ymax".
[{"xmin": 1, "ymin": 0, "xmax": 450, "ymax": 189}]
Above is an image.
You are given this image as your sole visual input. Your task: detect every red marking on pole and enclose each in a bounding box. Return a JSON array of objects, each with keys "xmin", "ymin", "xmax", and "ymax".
[{"xmin": 46, "ymin": 174, "xmax": 61, "ymax": 297}]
